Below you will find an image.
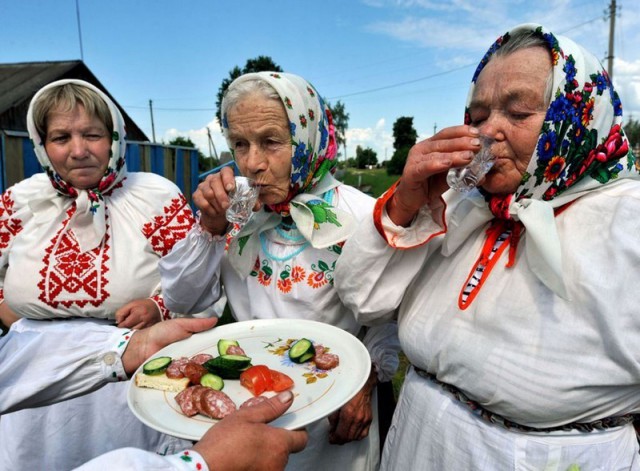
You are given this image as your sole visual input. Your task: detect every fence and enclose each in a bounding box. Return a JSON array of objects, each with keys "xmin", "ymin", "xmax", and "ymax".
[{"xmin": 0, "ymin": 130, "xmax": 200, "ymax": 203}]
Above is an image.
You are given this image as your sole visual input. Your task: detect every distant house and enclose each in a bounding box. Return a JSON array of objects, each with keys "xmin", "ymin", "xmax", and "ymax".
[{"xmin": 0, "ymin": 60, "xmax": 148, "ymax": 141}]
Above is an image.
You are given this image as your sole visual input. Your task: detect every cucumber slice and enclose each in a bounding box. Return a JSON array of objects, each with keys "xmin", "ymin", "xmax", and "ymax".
[
  {"xmin": 217, "ymin": 338, "xmax": 240, "ymax": 356},
  {"xmin": 203, "ymin": 354, "xmax": 252, "ymax": 379},
  {"xmin": 288, "ymin": 338, "xmax": 315, "ymax": 364},
  {"xmin": 200, "ymin": 373, "xmax": 224, "ymax": 390},
  {"xmin": 142, "ymin": 356, "xmax": 172, "ymax": 375}
]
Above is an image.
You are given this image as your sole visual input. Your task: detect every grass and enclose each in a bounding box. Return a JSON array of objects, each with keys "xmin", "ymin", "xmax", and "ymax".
[{"xmin": 339, "ymin": 167, "xmax": 398, "ymax": 197}]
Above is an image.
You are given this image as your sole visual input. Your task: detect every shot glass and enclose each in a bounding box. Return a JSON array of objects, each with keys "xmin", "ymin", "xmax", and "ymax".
[
  {"xmin": 446, "ymin": 135, "xmax": 496, "ymax": 193},
  {"xmin": 225, "ymin": 176, "xmax": 259, "ymax": 226}
]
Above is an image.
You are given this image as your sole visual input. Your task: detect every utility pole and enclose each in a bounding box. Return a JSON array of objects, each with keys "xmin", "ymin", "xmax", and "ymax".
[
  {"xmin": 75, "ymin": 0, "xmax": 84, "ymax": 61},
  {"xmin": 207, "ymin": 127, "xmax": 219, "ymax": 160},
  {"xmin": 149, "ymin": 99, "xmax": 156, "ymax": 143},
  {"xmin": 433, "ymin": 122, "xmax": 437, "ymax": 135},
  {"xmin": 606, "ymin": 0, "xmax": 616, "ymax": 79}
]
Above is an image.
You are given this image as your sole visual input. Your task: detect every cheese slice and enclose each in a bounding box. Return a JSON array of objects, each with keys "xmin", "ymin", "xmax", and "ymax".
[{"xmin": 135, "ymin": 372, "xmax": 190, "ymax": 392}]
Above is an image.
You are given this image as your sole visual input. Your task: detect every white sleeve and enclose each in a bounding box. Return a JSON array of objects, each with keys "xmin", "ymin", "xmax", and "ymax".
[
  {"xmin": 335, "ymin": 205, "xmax": 441, "ymax": 325},
  {"xmin": 362, "ymin": 322, "xmax": 401, "ymax": 383},
  {"xmin": 159, "ymin": 224, "xmax": 227, "ymax": 314},
  {"xmin": 0, "ymin": 319, "xmax": 132, "ymax": 414},
  {"xmin": 75, "ymin": 448, "xmax": 208, "ymax": 471}
]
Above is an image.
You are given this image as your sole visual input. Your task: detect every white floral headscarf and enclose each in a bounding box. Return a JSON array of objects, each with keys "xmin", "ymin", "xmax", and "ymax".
[
  {"xmin": 442, "ymin": 23, "xmax": 639, "ymax": 299},
  {"xmin": 221, "ymin": 72, "xmax": 355, "ymax": 277},
  {"xmin": 26, "ymin": 79, "xmax": 127, "ymax": 252}
]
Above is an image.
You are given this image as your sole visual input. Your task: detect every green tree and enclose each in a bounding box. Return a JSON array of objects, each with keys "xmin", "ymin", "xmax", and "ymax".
[
  {"xmin": 387, "ymin": 117, "xmax": 418, "ymax": 175},
  {"xmin": 329, "ymin": 100, "xmax": 349, "ymax": 160},
  {"xmin": 625, "ymin": 117, "xmax": 640, "ymax": 149},
  {"xmin": 168, "ymin": 136, "xmax": 216, "ymax": 173},
  {"xmin": 215, "ymin": 56, "xmax": 283, "ymax": 125},
  {"xmin": 355, "ymin": 145, "xmax": 378, "ymax": 169}
]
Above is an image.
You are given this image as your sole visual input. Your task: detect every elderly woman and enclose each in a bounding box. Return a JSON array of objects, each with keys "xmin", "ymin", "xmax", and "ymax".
[
  {"xmin": 0, "ymin": 79, "xmax": 197, "ymax": 469},
  {"xmin": 160, "ymin": 72, "xmax": 400, "ymax": 470},
  {"xmin": 335, "ymin": 24, "xmax": 640, "ymax": 469}
]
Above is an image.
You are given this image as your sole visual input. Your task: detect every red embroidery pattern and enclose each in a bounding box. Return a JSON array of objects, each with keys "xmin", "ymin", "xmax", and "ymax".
[
  {"xmin": 142, "ymin": 195, "xmax": 195, "ymax": 256},
  {"xmin": 151, "ymin": 294, "xmax": 171, "ymax": 320},
  {"xmin": 38, "ymin": 207, "xmax": 110, "ymax": 308},
  {"xmin": 0, "ymin": 191, "xmax": 23, "ymax": 258},
  {"xmin": 0, "ymin": 288, "xmax": 4, "ymax": 303}
]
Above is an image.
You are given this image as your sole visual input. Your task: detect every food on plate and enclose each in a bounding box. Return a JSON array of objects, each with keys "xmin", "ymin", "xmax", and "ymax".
[
  {"xmin": 135, "ymin": 371, "xmax": 190, "ymax": 392},
  {"xmin": 288, "ymin": 338, "xmax": 315, "ymax": 363},
  {"xmin": 176, "ymin": 385, "xmax": 237, "ymax": 419},
  {"xmin": 240, "ymin": 365, "xmax": 294, "ymax": 396},
  {"xmin": 204, "ymin": 354, "xmax": 252, "ymax": 379},
  {"xmin": 217, "ymin": 338, "xmax": 246, "ymax": 356},
  {"xmin": 200, "ymin": 373, "xmax": 224, "ymax": 391},
  {"xmin": 287, "ymin": 339, "xmax": 340, "ymax": 370},
  {"xmin": 142, "ymin": 356, "xmax": 172, "ymax": 375}
]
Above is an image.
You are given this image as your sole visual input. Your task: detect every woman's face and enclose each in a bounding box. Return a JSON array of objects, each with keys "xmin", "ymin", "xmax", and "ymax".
[
  {"xmin": 226, "ymin": 93, "xmax": 292, "ymax": 205},
  {"xmin": 45, "ymin": 104, "xmax": 111, "ymax": 190},
  {"xmin": 468, "ymin": 46, "xmax": 552, "ymax": 195}
]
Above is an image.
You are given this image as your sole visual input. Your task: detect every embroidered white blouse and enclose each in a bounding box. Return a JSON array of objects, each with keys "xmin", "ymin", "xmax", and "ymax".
[
  {"xmin": 160, "ymin": 183, "xmax": 400, "ymax": 471},
  {"xmin": 0, "ymin": 172, "xmax": 194, "ymax": 320}
]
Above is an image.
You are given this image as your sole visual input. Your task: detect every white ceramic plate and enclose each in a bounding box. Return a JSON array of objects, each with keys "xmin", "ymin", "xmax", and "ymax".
[{"xmin": 127, "ymin": 318, "xmax": 371, "ymax": 440}]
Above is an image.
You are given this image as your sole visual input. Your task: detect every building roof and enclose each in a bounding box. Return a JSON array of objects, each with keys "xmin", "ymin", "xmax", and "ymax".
[{"xmin": 0, "ymin": 60, "xmax": 149, "ymax": 141}]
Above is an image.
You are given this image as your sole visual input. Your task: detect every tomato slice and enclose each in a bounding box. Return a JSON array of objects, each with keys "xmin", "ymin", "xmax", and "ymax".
[
  {"xmin": 240, "ymin": 365, "xmax": 273, "ymax": 396},
  {"xmin": 269, "ymin": 370, "xmax": 294, "ymax": 392}
]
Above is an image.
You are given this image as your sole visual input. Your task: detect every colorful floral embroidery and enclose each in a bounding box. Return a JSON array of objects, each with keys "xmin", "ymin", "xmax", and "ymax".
[
  {"xmin": 254, "ymin": 258, "xmax": 273, "ymax": 286},
  {"xmin": 291, "ymin": 265, "xmax": 306, "ymax": 282},
  {"xmin": 307, "ymin": 259, "xmax": 335, "ymax": 288},
  {"xmin": 306, "ymin": 200, "xmax": 341, "ymax": 229}
]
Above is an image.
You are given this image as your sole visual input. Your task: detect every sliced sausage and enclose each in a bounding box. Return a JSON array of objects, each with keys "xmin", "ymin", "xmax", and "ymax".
[
  {"xmin": 199, "ymin": 389, "xmax": 237, "ymax": 419},
  {"xmin": 166, "ymin": 357, "xmax": 189, "ymax": 379},
  {"xmin": 183, "ymin": 362, "xmax": 207, "ymax": 385},
  {"xmin": 226, "ymin": 345, "xmax": 246, "ymax": 356},
  {"xmin": 191, "ymin": 386, "xmax": 209, "ymax": 416},
  {"xmin": 175, "ymin": 386, "xmax": 198, "ymax": 417},
  {"xmin": 314, "ymin": 344, "xmax": 326, "ymax": 356},
  {"xmin": 189, "ymin": 353, "xmax": 213, "ymax": 365},
  {"xmin": 315, "ymin": 352, "xmax": 339, "ymax": 370}
]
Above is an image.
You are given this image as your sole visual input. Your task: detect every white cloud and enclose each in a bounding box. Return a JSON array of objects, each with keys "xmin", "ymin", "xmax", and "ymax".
[
  {"xmin": 345, "ymin": 118, "xmax": 395, "ymax": 161},
  {"xmin": 615, "ymin": 57, "xmax": 640, "ymax": 119},
  {"xmin": 162, "ymin": 118, "xmax": 229, "ymax": 159}
]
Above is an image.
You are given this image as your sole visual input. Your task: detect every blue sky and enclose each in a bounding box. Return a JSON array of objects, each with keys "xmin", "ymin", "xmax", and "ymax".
[{"xmin": 2, "ymin": 0, "xmax": 639, "ymax": 163}]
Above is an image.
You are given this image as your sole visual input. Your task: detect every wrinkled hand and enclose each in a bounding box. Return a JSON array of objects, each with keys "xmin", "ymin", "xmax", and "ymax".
[
  {"xmin": 193, "ymin": 166, "xmax": 261, "ymax": 236},
  {"xmin": 122, "ymin": 317, "xmax": 218, "ymax": 375},
  {"xmin": 327, "ymin": 367, "xmax": 377, "ymax": 444},
  {"xmin": 115, "ymin": 298, "xmax": 162, "ymax": 329},
  {"xmin": 388, "ymin": 125, "xmax": 480, "ymax": 227},
  {"xmin": 193, "ymin": 390, "xmax": 308, "ymax": 471}
]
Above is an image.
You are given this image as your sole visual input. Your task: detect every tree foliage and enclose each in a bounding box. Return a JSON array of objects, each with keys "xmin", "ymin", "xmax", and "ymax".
[
  {"xmin": 215, "ymin": 56, "xmax": 283, "ymax": 125},
  {"xmin": 387, "ymin": 116, "xmax": 418, "ymax": 175},
  {"xmin": 625, "ymin": 117, "xmax": 640, "ymax": 150},
  {"xmin": 168, "ymin": 136, "xmax": 217, "ymax": 173},
  {"xmin": 355, "ymin": 145, "xmax": 378, "ymax": 169},
  {"xmin": 329, "ymin": 100, "xmax": 349, "ymax": 159}
]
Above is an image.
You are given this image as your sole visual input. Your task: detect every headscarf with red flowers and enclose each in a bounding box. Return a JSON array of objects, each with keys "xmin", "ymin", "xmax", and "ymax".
[
  {"xmin": 26, "ymin": 79, "xmax": 127, "ymax": 252},
  {"xmin": 442, "ymin": 23, "xmax": 639, "ymax": 299}
]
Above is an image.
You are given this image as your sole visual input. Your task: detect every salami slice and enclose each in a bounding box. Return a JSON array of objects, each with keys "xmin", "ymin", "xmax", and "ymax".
[
  {"xmin": 175, "ymin": 386, "xmax": 198, "ymax": 417},
  {"xmin": 314, "ymin": 352, "xmax": 340, "ymax": 370},
  {"xmin": 240, "ymin": 395, "xmax": 269, "ymax": 409},
  {"xmin": 183, "ymin": 362, "xmax": 208, "ymax": 385},
  {"xmin": 166, "ymin": 357, "xmax": 189, "ymax": 379},
  {"xmin": 225, "ymin": 345, "xmax": 246, "ymax": 356},
  {"xmin": 314, "ymin": 344, "xmax": 326, "ymax": 356},
  {"xmin": 191, "ymin": 386, "xmax": 209, "ymax": 416},
  {"xmin": 189, "ymin": 353, "xmax": 213, "ymax": 365},
  {"xmin": 199, "ymin": 389, "xmax": 237, "ymax": 419}
]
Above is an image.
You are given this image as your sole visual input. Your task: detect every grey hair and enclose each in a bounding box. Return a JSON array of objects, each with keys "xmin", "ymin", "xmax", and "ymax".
[
  {"xmin": 221, "ymin": 76, "xmax": 281, "ymax": 118},
  {"xmin": 492, "ymin": 30, "xmax": 554, "ymax": 106}
]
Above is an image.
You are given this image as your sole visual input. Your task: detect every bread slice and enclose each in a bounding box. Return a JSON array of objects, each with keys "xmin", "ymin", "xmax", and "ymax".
[{"xmin": 135, "ymin": 372, "xmax": 190, "ymax": 392}]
